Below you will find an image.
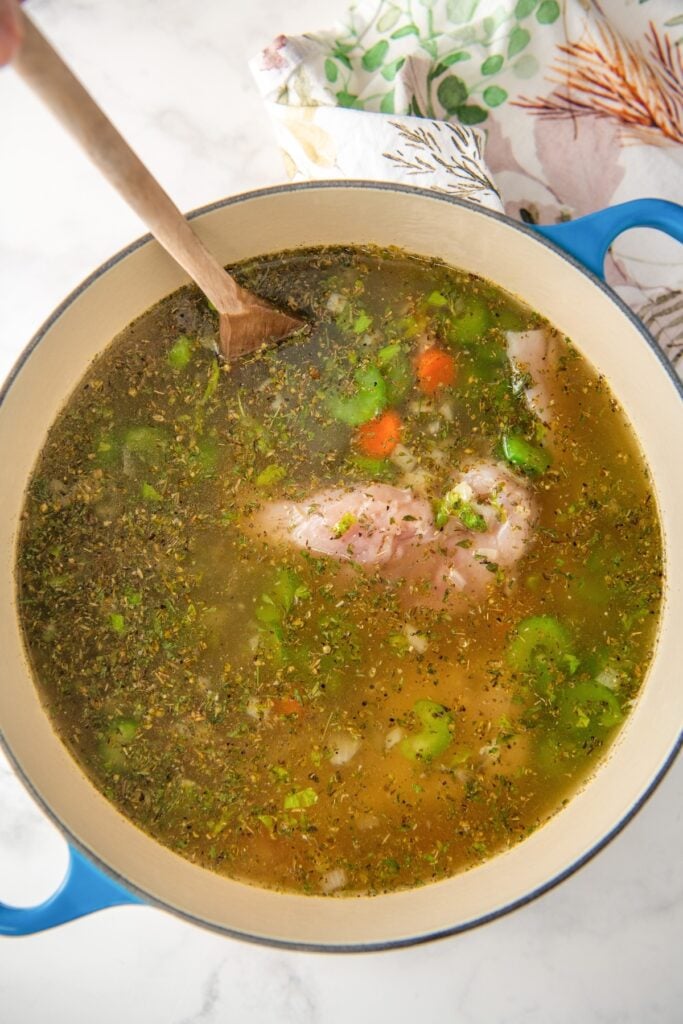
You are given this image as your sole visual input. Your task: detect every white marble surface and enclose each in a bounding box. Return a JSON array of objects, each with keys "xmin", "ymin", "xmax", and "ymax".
[{"xmin": 1, "ymin": 1, "xmax": 682, "ymax": 1021}]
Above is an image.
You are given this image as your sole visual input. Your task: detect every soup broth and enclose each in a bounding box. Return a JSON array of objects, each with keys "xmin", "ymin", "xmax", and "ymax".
[{"xmin": 17, "ymin": 247, "xmax": 662, "ymax": 896}]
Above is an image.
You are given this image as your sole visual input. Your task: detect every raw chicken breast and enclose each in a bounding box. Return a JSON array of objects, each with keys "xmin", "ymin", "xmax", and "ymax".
[
  {"xmin": 250, "ymin": 461, "xmax": 536, "ymax": 608},
  {"xmin": 506, "ymin": 329, "xmax": 559, "ymax": 425}
]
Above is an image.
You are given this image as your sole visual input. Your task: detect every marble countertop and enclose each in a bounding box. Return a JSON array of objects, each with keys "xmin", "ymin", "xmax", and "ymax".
[{"xmin": 1, "ymin": 2, "xmax": 681, "ymax": 1021}]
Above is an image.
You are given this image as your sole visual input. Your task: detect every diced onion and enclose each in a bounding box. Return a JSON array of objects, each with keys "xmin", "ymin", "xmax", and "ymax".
[
  {"xmin": 404, "ymin": 624, "xmax": 428, "ymax": 653},
  {"xmin": 321, "ymin": 868, "xmax": 347, "ymax": 893},
  {"xmin": 329, "ymin": 733, "xmax": 361, "ymax": 766},
  {"xmin": 385, "ymin": 726, "xmax": 405, "ymax": 751}
]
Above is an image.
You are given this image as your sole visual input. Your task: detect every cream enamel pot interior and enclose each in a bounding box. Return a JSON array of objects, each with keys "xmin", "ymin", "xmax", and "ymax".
[{"xmin": 1, "ymin": 184, "xmax": 682, "ymax": 950}]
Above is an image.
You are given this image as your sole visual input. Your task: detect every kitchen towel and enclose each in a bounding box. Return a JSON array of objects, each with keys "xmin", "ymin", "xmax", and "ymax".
[{"xmin": 251, "ymin": 0, "xmax": 683, "ymax": 374}]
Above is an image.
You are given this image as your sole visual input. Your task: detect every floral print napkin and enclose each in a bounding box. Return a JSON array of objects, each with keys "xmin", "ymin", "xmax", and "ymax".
[{"xmin": 251, "ymin": 0, "xmax": 683, "ymax": 373}]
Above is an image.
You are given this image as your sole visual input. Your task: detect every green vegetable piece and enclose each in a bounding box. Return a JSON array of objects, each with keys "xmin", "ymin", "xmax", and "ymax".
[
  {"xmin": 448, "ymin": 297, "xmax": 490, "ymax": 343},
  {"xmin": 427, "ymin": 290, "xmax": 449, "ymax": 307},
  {"xmin": 111, "ymin": 717, "xmax": 138, "ymax": 743},
  {"xmin": 256, "ymin": 569, "xmax": 310, "ymax": 634},
  {"xmin": 377, "ymin": 343, "xmax": 402, "ymax": 364},
  {"xmin": 435, "ymin": 486, "xmax": 487, "ymax": 532},
  {"xmin": 167, "ymin": 335, "xmax": 193, "ymax": 370},
  {"xmin": 352, "ymin": 311, "xmax": 373, "ymax": 334},
  {"xmin": 348, "ymin": 454, "xmax": 396, "ymax": 481},
  {"xmin": 94, "ymin": 431, "xmax": 122, "ymax": 468},
  {"xmin": 493, "ymin": 306, "xmax": 526, "ymax": 331},
  {"xmin": 557, "ymin": 681, "xmax": 623, "ymax": 739},
  {"xmin": 395, "ymin": 315, "xmax": 422, "ymax": 339},
  {"xmin": 378, "ymin": 344, "xmax": 413, "ymax": 403},
  {"xmin": 203, "ymin": 361, "xmax": 221, "ymax": 403},
  {"xmin": 327, "ymin": 366, "xmax": 388, "ymax": 426},
  {"xmin": 388, "ymin": 632, "xmax": 411, "ymax": 655},
  {"xmin": 502, "ymin": 433, "xmax": 552, "ymax": 475},
  {"xmin": 257, "ymin": 814, "xmax": 276, "ymax": 832},
  {"xmin": 124, "ymin": 426, "xmax": 167, "ymax": 461},
  {"xmin": 109, "ymin": 612, "xmax": 125, "ymax": 634},
  {"xmin": 141, "ymin": 482, "xmax": 163, "ymax": 502},
  {"xmin": 190, "ymin": 437, "xmax": 219, "ymax": 478},
  {"xmin": 400, "ymin": 699, "xmax": 453, "ymax": 762},
  {"xmin": 332, "ymin": 512, "xmax": 357, "ymax": 538},
  {"xmin": 451, "ymin": 746, "xmax": 473, "ymax": 767},
  {"xmin": 507, "ymin": 616, "xmax": 576, "ymax": 694},
  {"xmin": 283, "ymin": 787, "xmax": 318, "ymax": 810},
  {"xmin": 99, "ymin": 716, "xmax": 138, "ymax": 769},
  {"xmin": 256, "ymin": 465, "xmax": 286, "ymax": 488}
]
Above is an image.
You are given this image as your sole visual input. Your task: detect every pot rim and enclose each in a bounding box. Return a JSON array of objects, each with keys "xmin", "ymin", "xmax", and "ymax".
[{"xmin": 1, "ymin": 181, "xmax": 681, "ymax": 952}]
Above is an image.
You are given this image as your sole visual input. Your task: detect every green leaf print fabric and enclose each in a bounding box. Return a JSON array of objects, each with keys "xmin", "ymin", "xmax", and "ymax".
[{"xmin": 251, "ymin": 0, "xmax": 683, "ymax": 373}]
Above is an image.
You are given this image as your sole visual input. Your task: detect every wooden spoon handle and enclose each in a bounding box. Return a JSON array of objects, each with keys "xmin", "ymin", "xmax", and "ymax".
[{"xmin": 12, "ymin": 10, "xmax": 244, "ymax": 317}]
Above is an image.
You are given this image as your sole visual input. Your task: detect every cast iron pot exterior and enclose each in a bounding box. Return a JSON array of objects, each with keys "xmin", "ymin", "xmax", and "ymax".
[{"xmin": 1, "ymin": 184, "xmax": 682, "ymax": 949}]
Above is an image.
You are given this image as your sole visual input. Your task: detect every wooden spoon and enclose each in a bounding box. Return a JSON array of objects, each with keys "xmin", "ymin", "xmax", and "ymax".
[{"xmin": 12, "ymin": 10, "xmax": 304, "ymax": 361}]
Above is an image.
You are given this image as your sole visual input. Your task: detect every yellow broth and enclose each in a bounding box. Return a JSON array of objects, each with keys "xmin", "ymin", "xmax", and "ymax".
[{"xmin": 17, "ymin": 247, "xmax": 662, "ymax": 896}]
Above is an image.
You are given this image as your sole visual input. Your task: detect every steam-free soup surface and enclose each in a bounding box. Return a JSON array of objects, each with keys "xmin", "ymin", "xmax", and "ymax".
[{"xmin": 17, "ymin": 247, "xmax": 662, "ymax": 896}]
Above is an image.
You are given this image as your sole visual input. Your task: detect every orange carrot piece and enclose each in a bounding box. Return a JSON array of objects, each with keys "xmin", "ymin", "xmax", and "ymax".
[
  {"xmin": 272, "ymin": 697, "xmax": 304, "ymax": 716},
  {"xmin": 416, "ymin": 346, "xmax": 456, "ymax": 395},
  {"xmin": 355, "ymin": 409, "xmax": 402, "ymax": 458}
]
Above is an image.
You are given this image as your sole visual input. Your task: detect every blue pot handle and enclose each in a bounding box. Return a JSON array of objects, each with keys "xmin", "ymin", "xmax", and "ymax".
[
  {"xmin": 533, "ymin": 198, "xmax": 683, "ymax": 279},
  {"xmin": 0, "ymin": 845, "xmax": 140, "ymax": 936}
]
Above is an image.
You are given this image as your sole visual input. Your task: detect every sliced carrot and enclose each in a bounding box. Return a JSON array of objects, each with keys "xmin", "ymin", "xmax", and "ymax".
[
  {"xmin": 416, "ymin": 346, "xmax": 456, "ymax": 395},
  {"xmin": 272, "ymin": 697, "xmax": 304, "ymax": 717},
  {"xmin": 355, "ymin": 409, "xmax": 402, "ymax": 458}
]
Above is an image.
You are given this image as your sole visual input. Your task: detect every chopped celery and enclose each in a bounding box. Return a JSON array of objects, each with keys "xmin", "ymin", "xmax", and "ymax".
[
  {"xmin": 507, "ymin": 615, "xmax": 577, "ymax": 694},
  {"xmin": 493, "ymin": 307, "xmax": 525, "ymax": 331},
  {"xmin": 167, "ymin": 335, "xmax": 193, "ymax": 370},
  {"xmin": 283, "ymin": 787, "xmax": 318, "ymax": 810},
  {"xmin": 502, "ymin": 433, "xmax": 552, "ymax": 475},
  {"xmin": 256, "ymin": 569, "xmax": 309, "ymax": 636},
  {"xmin": 141, "ymin": 482, "xmax": 163, "ymax": 502},
  {"xmin": 327, "ymin": 366, "xmax": 387, "ymax": 426},
  {"xmin": 388, "ymin": 632, "xmax": 411, "ymax": 655},
  {"xmin": 109, "ymin": 612, "xmax": 125, "ymax": 634},
  {"xmin": 123, "ymin": 426, "xmax": 167, "ymax": 461},
  {"xmin": 377, "ymin": 343, "xmax": 402, "ymax": 364},
  {"xmin": 332, "ymin": 512, "xmax": 357, "ymax": 538},
  {"xmin": 348, "ymin": 454, "xmax": 396, "ymax": 481},
  {"xmin": 256, "ymin": 464, "xmax": 286, "ymax": 488},
  {"xmin": 448, "ymin": 297, "xmax": 490, "ymax": 343},
  {"xmin": 378, "ymin": 344, "xmax": 413, "ymax": 403},
  {"xmin": 99, "ymin": 716, "xmax": 138, "ymax": 769},
  {"xmin": 189, "ymin": 437, "xmax": 219, "ymax": 478},
  {"xmin": 427, "ymin": 290, "xmax": 449, "ymax": 307},
  {"xmin": 94, "ymin": 430, "xmax": 122, "ymax": 468},
  {"xmin": 203, "ymin": 361, "xmax": 221, "ymax": 403},
  {"xmin": 435, "ymin": 486, "xmax": 487, "ymax": 532},
  {"xmin": 400, "ymin": 699, "xmax": 453, "ymax": 761},
  {"xmin": 352, "ymin": 311, "xmax": 372, "ymax": 334},
  {"xmin": 111, "ymin": 717, "xmax": 138, "ymax": 743},
  {"xmin": 395, "ymin": 315, "xmax": 422, "ymax": 339},
  {"xmin": 557, "ymin": 680, "xmax": 623, "ymax": 740}
]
